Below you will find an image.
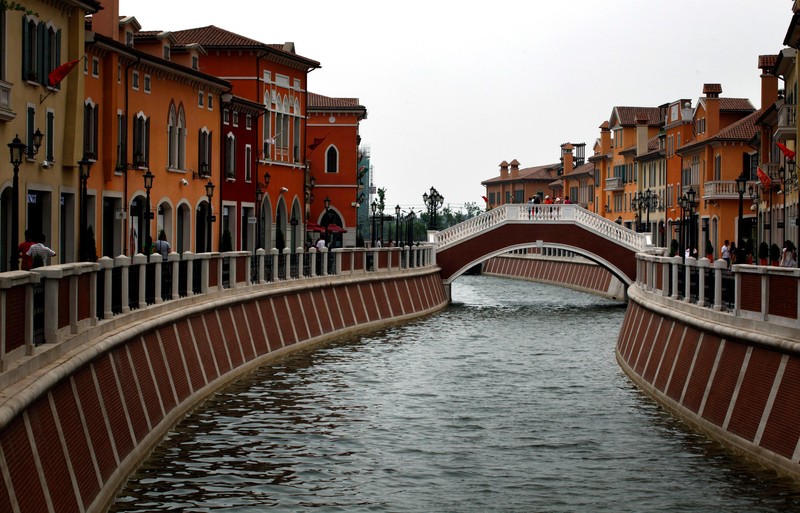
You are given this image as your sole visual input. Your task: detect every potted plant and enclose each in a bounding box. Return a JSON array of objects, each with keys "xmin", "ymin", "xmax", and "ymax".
[
  {"xmin": 759, "ymin": 242, "xmax": 769, "ymax": 265},
  {"xmin": 770, "ymin": 243, "xmax": 781, "ymax": 266}
]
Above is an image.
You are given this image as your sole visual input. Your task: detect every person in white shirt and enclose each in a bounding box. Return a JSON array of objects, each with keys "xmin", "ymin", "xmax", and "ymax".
[
  {"xmin": 720, "ymin": 240, "xmax": 731, "ymax": 266},
  {"xmin": 316, "ymin": 237, "xmax": 326, "ymax": 251}
]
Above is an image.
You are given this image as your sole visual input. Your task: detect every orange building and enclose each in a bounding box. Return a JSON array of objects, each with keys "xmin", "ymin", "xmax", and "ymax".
[
  {"xmin": 306, "ymin": 93, "xmax": 368, "ymax": 247},
  {"xmin": 170, "ymin": 26, "xmax": 320, "ymax": 252},
  {"xmin": 87, "ymin": 4, "xmax": 230, "ymax": 257},
  {"xmin": 482, "ymin": 159, "xmax": 560, "ymax": 208}
]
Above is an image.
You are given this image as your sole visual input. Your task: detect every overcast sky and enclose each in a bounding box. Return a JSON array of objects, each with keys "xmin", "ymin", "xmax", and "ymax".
[{"xmin": 120, "ymin": 0, "xmax": 791, "ymax": 212}]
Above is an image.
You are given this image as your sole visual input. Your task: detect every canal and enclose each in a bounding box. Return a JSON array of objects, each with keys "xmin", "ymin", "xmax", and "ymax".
[{"xmin": 110, "ymin": 275, "xmax": 800, "ymax": 512}]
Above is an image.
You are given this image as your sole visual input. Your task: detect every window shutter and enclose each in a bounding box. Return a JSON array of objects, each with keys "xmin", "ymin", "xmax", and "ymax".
[
  {"xmin": 198, "ymin": 129, "xmax": 204, "ymax": 170},
  {"xmin": 37, "ymin": 22, "xmax": 45, "ymax": 84},
  {"xmin": 21, "ymin": 18, "xmax": 29, "ymax": 80},
  {"xmin": 144, "ymin": 117, "xmax": 151, "ymax": 166},
  {"xmin": 93, "ymin": 105, "xmax": 99, "ymax": 158},
  {"xmin": 133, "ymin": 117, "xmax": 141, "ymax": 164}
]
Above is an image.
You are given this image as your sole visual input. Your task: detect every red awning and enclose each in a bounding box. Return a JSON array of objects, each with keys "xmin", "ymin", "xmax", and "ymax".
[
  {"xmin": 306, "ymin": 222, "xmax": 324, "ymax": 232},
  {"xmin": 326, "ymin": 224, "xmax": 347, "ymax": 233}
]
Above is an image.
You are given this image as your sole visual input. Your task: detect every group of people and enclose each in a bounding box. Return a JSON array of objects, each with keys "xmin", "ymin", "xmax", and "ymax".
[
  {"xmin": 18, "ymin": 230, "xmax": 56, "ymax": 270},
  {"xmin": 720, "ymin": 239, "xmax": 796, "ymax": 268},
  {"xmin": 527, "ymin": 195, "xmax": 572, "ymax": 205}
]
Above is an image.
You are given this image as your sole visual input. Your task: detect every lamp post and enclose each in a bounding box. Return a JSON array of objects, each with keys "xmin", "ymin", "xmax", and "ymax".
[
  {"xmin": 395, "ymin": 204, "xmax": 401, "ymax": 245},
  {"xmin": 8, "ymin": 132, "xmax": 43, "ymax": 269},
  {"xmin": 735, "ymin": 171, "xmax": 748, "ymax": 255},
  {"xmin": 78, "ymin": 157, "xmax": 94, "ymax": 261},
  {"xmin": 371, "ymin": 200, "xmax": 377, "ymax": 246},
  {"xmin": 205, "ymin": 180, "xmax": 215, "ymax": 252},
  {"xmin": 407, "ymin": 209, "xmax": 416, "ymax": 245},
  {"xmin": 323, "ymin": 196, "xmax": 331, "ymax": 244},
  {"xmin": 640, "ymin": 189, "xmax": 659, "ymax": 236},
  {"xmin": 680, "ymin": 187, "xmax": 697, "ymax": 257},
  {"xmin": 143, "ymin": 169, "xmax": 154, "ymax": 257},
  {"xmin": 422, "ymin": 186, "xmax": 444, "ymax": 230},
  {"xmin": 631, "ymin": 192, "xmax": 642, "ymax": 232}
]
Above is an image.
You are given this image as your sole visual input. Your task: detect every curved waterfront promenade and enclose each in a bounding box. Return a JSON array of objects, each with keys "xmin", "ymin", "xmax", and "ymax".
[{"xmin": 0, "ymin": 246, "xmax": 446, "ymax": 513}]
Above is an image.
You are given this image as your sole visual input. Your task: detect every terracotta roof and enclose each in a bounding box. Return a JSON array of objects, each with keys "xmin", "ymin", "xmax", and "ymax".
[
  {"xmin": 481, "ymin": 163, "xmax": 560, "ymax": 185},
  {"xmin": 611, "ymin": 106, "xmax": 661, "ymax": 126},
  {"xmin": 719, "ymin": 98, "xmax": 755, "ymax": 111},
  {"xmin": 715, "ymin": 109, "xmax": 761, "ymax": 140},
  {"xmin": 308, "ymin": 92, "xmax": 360, "ymax": 109},
  {"xmin": 564, "ymin": 161, "xmax": 594, "ymax": 177},
  {"xmin": 172, "ymin": 25, "xmax": 265, "ymax": 48},
  {"xmin": 703, "ymin": 83, "xmax": 722, "ymax": 95}
]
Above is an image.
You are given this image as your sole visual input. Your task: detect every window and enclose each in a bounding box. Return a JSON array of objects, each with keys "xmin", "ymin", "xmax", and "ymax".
[
  {"xmin": 116, "ymin": 112, "xmax": 125, "ymax": 170},
  {"xmin": 167, "ymin": 104, "xmax": 186, "ymax": 169},
  {"xmin": 21, "ymin": 18, "xmax": 62, "ymax": 85},
  {"xmin": 325, "ymin": 146, "xmax": 338, "ymax": 173},
  {"xmin": 714, "ymin": 154, "xmax": 721, "ymax": 181},
  {"xmin": 262, "ymin": 109, "xmax": 272, "ymax": 160},
  {"xmin": 245, "ymin": 114, "xmax": 252, "ymax": 130},
  {"xmin": 46, "ymin": 110, "xmax": 54, "ymax": 161},
  {"xmin": 26, "ymin": 105, "xmax": 35, "ymax": 158},
  {"xmin": 125, "ymin": 31, "xmax": 134, "ymax": 46},
  {"xmin": 207, "ymin": 94, "xmax": 213, "ymax": 110},
  {"xmin": 143, "ymin": 74, "xmax": 151, "ymax": 93},
  {"xmin": 191, "ymin": 56, "xmax": 198, "ymax": 70},
  {"xmin": 163, "ymin": 45, "xmax": 170, "ymax": 60},
  {"xmin": 293, "ymin": 117, "xmax": 300, "ymax": 162},
  {"xmin": 198, "ymin": 90, "xmax": 204, "ymax": 107},
  {"xmin": 223, "ymin": 108, "xmax": 229, "ymax": 125},
  {"xmin": 117, "ymin": 63, "xmax": 121, "ymax": 83},
  {"xmin": 198, "ymin": 128, "xmax": 212, "ymax": 177},
  {"xmin": 132, "ymin": 112, "xmax": 150, "ymax": 167},
  {"xmin": 232, "ymin": 111, "xmax": 239, "ymax": 127},
  {"xmin": 225, "ymin": 133, "xmax": 235, "ymax": 179},
  {"xmin": 245, "ymin": 144, "xmax": 252, "ymax": 182},
  {"xmin": 132, "ymin": 70, "xmax": 139, "ymax": 90},
  {"xmin": 83, "ymin": 101, "xmax": 99, "ymax": 159},
  {"xmin": 91, "ymin": 57, "xmax": 99, "ymax": 77}
]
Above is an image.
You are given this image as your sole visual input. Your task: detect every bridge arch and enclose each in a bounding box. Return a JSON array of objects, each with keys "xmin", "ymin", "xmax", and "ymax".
[{"xmin": 434, "ymin": 204, "xmax": 652, "ymax": 289}]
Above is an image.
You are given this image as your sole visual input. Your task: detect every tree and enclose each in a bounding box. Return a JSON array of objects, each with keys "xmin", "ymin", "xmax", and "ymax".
[{"xmin": 463, "ymin": 201, "xmax": 482, "ymax": 218}]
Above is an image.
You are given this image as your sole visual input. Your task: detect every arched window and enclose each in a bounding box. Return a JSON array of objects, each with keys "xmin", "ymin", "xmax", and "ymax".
[
  {"xmin": 225, "ymin": 133, "xmax": 236, "ymax": 179},
  {"xmin": 167, "ymin": 104, "xmax": 186, "ymax": 169},
  {"xmin": 326, "ymin": 146, "xmax": 338, "ymax": 173}
]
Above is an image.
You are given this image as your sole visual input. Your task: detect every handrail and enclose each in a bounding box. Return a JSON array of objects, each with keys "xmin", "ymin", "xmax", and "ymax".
[{"xmin": 434, "ymin": 204, "xmax": 648, "ymax": 252}]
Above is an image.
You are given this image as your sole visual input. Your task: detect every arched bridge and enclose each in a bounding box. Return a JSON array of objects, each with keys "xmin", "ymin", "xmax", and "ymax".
[{"xmin": 433, "ymin": 204, "xmax": 651, "ymax": 286}]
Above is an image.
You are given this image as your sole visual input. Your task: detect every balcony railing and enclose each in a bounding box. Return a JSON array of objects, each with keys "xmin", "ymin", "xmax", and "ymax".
[
  {"xmin": 605, "ymin": 177, "xmax": 624, "ymax": 191},
  {"xmin": 703, "ymin": 180, "xmax": 758, "ymax": 200},
  {"xmin": 775, "ymin": 103, "xmax": 797, "ymax": 140}
]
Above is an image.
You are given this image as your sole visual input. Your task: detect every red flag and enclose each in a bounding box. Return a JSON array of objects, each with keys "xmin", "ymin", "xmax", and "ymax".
[
  {"xmin": 481, "ymin": 195, "xmax": 489, "ymax": 203},
  {"xmin": 776, "ymin": 141, "xmax": 796, "ymax": 160},
  {"xmin": 48, "ymin": 58, "xmax": 81, "ymax": 87},
  {"xmin": 757, "ymin": 167, "xmax": 772, "ymax": 188},
  {"xmin": 307, "ymin": 135, "xmax": 327, "ymax": 151}
]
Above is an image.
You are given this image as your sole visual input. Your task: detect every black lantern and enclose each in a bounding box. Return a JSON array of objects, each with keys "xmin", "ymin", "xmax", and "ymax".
[
  {"xmin": 8, "ymin": 132, "xmax": 42, "ymax": 269},
  {"xmin": 143, "ymin": 170, "xmax": 154, "ymax": 257},
  {"xmin": 78, "ymin": 157, "xmax": 94, "ymax": 261}
]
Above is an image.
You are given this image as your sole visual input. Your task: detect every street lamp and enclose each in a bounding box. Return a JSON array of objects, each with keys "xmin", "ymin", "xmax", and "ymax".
[
  {"xmin": 395, "ymin": 204, "xmax": 401, "ymax": 245},
  {"xmin": 680, "ymin": 187, "xmax": 697, "ymax": 257},
  {"xmin": 423, "ymin": 186, "xmax": 444, "ymax": 230},
  {"xmin": 205, "ymin": 180, "xmax": 215, "ymax": 252},
  {"xmin": 78, "ymin": 157, "xmax": 94, "ymax": 261},
  {"xmin": 736, "ymin": 170, "xmax": 748, "ymax": 255},
  {"xmin": 143, "ymin": 169, "xmax": 154, "ymax": 257},
  {"xmin": 371, "ymin": 200, "xmax": 377, "ymax": 246},
  {"xmin": 631, "ymin": 192, "xmax": 642, "ymax": 232},
  {"xmin": 323, "ymin": 196, "xmax": 331, "ymax": 243},
  {"xmin": 407, "ymin": 209, "xmax": 416, "ymax": 245},
  {"xmin": 8, "ymin": 131, "xmax": 43, "ymax": 269}
]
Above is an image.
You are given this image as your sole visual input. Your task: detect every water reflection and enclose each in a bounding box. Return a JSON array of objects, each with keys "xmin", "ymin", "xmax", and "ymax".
[{"xmin": 111, "ymin": 276, "xmax": 800, "ymax": 512}]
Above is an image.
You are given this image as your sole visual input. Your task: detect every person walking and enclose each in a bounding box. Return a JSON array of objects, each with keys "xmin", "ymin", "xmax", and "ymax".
[
  {"xmin": 720, "ymin": 240, "xmax": 731, "ymax": 267},
  {"xmin": 154, "ymin": 231, "xmax": 171, "ymax": 260},
  {"xmin": 18, "ymin": 229, "xmax": 36, "ymax": 270},
  {"xmin": 27, "ymin": 233, "xmax": 56, "ymax": 268}
]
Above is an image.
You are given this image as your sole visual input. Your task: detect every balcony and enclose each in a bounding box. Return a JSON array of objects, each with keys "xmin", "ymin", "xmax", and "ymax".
[
  {"xmin": 775, "ymin": 103, "xmax": 797, "ymax": 141},
  {"xmin": 0, "ymin": 80, "xmax": 15, "ymax": 122},
  {"xmin": 605, "ymin": 176, "xmax": 624, "ymax": 191},
  {"xmin": 703, "ymin": 180, "xmax": 758, "ymax": 200}
]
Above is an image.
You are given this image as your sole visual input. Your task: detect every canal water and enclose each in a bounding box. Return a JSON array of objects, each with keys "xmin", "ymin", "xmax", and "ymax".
[{"xmin": 110, "ymin": 275, "xmax": 800, "ymax": 512}]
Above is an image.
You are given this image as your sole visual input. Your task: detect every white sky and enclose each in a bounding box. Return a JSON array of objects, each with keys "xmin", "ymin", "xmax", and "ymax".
[{"xmin": 120, "ymin": 0, "xmax": 791, "ymax": 212}]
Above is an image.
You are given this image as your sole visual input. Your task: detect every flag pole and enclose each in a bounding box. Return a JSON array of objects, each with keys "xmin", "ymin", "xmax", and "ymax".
[{"xmin": 40, "ymin": 55, "xmax": 86, "ymax": 104}]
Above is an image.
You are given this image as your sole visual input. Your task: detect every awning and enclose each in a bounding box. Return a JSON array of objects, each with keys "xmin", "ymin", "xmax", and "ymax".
[
  {"xmin": 306, "ymin": 222, "xmax": 324, "ymax": 232},
  {"xmin": 326, "ymin": 224, "xmax": 347, "ymax": 233}
]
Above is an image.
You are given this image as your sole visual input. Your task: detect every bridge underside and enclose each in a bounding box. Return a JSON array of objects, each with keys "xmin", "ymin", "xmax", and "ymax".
[{"xmin": 436, "ymin": 223, "xmax": 638, "ymax": 285}]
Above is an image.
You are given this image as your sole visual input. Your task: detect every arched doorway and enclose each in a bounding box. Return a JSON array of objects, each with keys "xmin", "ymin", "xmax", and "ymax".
[
  {"xmin": 275, "ymin": 199, "xmax": 287, "ymax": 251},
  {"xmin": 196, "ymin": 201, "xmax": 211, "ymax": 252},
  {"xmin": 260, "ymin": 197, "xmax": 273, "ymax": 250},
  {"xmin": 129, "ymin": 195, "xmax": 147, "ymax": 254},
  {"xmin": 157, "ymin": 200, "xmax": 173, "ymax": 246},
  {"xmin": 320, "ymin": 208, "xmax": 345, "ymax": 248},
  {"xmin": 176, "ymin": 202, "xmax": 190, "ymax": 254},
  {"xmin": 290, "ymin": 199, "xmax": 302, "ymax": 252}
]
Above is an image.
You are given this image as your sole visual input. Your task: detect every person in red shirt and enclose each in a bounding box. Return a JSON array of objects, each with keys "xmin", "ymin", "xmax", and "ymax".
[{"xmin": 17, "ymin": 229, "xmax": 35, "ymax": 270}]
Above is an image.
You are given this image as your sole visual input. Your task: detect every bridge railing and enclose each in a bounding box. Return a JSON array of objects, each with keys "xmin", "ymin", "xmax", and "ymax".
[
  {"xmin": 434, "ymin": 204, "xmax": 649, "ymax": 252},
  {"xmin": 0, "ymin": 244, "xmax": 436, "ymax": 375},
  {"xmin": 635, "ymin": 252, "xmax": 800, "ymax": 331}
]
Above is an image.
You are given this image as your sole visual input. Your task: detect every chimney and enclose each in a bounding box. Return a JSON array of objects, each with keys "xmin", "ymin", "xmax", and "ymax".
[
  {"xmin": 702, "ymin": 84, "xmax": 721, "ymax": 135},
  {"xmin": 599, "ymin": 121, "xmax": 611, "ymax": 154},
  {"xmin": 636, "ymin": 117, "xmax": 649, "ymax": 157},
  {"xmin": 509, "ymin": 159, "xmax": 520, "ymax": 178},
  {"xmin": 759, "ymin": 54, "xmax": 779, "ymax": 111},
  {"xmin": 561, "ymin": 144, "xmax": 574, "ymax": 176},
  {"xmin": 92, "ymin": 0, "xmax": 120, "ymax": 40},
  {"xmin": 499, "ymin": 160, "xmax": 509, "ymax": 179}
]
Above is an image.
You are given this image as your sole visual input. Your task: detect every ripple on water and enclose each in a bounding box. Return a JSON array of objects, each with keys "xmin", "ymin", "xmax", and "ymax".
[{"xmin": 110, "ymin": 276, "xmax": 800, "ymax": 513}]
